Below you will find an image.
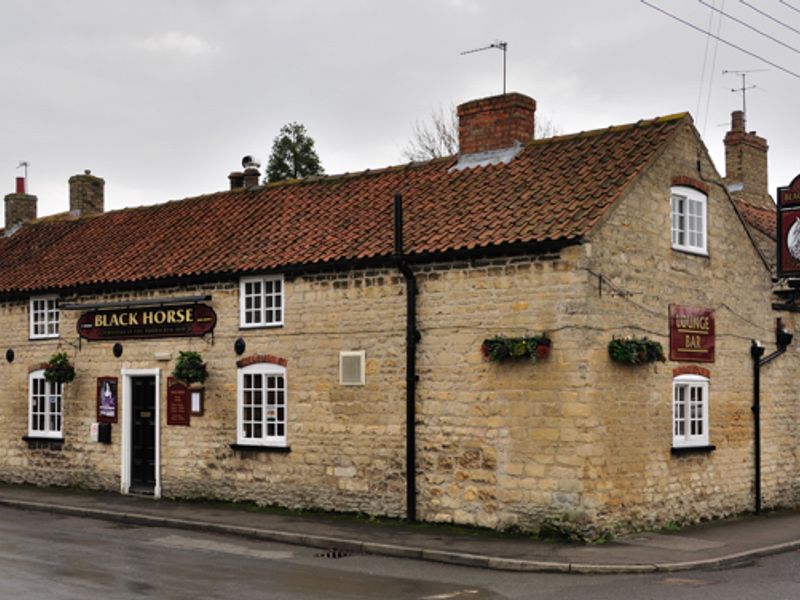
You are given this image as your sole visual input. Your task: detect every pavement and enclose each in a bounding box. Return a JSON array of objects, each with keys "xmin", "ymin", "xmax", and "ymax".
[{"xmin": 0, "ymin": 482, "xmax": 798, "ymax": 574}]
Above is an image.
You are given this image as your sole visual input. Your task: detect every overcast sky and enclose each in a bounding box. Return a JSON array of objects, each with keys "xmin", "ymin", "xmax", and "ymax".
[{"xmin": 1, "ymin": 0, "xmax": 798, "ymax": 226}]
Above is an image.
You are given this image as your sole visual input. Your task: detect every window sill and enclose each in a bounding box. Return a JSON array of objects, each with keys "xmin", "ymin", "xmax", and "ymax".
[
  {"xmin": 671, "ymin": 445, "xmax": 715, "ymax": 455},
  {"xmin": 22, "ymin": 436, "xmax": 64, "ymax": 450},
  {"xmin": 230, "ymin": 443, "xmax": 291, "ymax": 454},
  {"xmin": 28, "ymin": 335, "xmax": 61, "ymax": 341},
  {"xmin": 238, "ymin": 323, "xmax": 284, "ymax": 330},
  {"xmin": 671, "ymin": 247, "xmax": 709, "ymax": 258}
]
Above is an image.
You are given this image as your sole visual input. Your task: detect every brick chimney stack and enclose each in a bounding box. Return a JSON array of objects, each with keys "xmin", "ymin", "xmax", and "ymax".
[
  {"xmin": 724, "ymin": 110, "xmax": 771, "ymax": 209},
  {"xmin": 457, "ymin": 93, "xmax": 536, "ymax": 155},
  {"xmin": 69, "ymin": 170, "xmax": 105, "ymax": 216},
  {"xmin": 4, "ymin": 177, "xmax": 37, "ymax": 231}
]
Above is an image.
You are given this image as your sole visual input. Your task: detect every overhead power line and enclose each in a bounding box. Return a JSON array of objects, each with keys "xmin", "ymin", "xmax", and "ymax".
[
  {"xmin": 700, "ymin": 0, "xmax": 800, "ymax": 53},
  {"xmin": 779, "ymin": 0, "xmax": 800, "ymax": 16},
  {"xmin": 641, "ymin": 1, "xmax": 800, "ymax": 79},
  {"xmin": 741, "ymin": 1, "xmax": 800, "ymax": 37}
]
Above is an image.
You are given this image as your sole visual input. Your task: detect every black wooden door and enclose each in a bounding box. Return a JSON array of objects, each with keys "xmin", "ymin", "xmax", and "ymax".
[{"xmin": 130, "ymin": 377, "xmax": 156, "ymax": 493}]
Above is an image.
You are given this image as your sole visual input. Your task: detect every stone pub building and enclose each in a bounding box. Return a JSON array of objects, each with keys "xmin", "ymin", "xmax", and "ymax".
[{"xmin": 0, "ymin": 92, "xmax": 797, "ymax": 538}]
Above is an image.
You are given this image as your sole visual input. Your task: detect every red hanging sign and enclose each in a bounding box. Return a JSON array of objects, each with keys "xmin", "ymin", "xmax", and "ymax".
[{"xmin": 777, "ymin": 175, "xmax": 800, "ymax": 278}]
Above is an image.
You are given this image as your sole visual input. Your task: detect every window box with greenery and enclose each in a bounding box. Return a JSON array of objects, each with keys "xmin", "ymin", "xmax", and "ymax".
[
  {"xmin": 481, "ymin": 334, "xmax": 551, "ymax": 364},
  {"xmin": 608, "ymin": 336, "xmax": 665, "ymax": 365},
  {"xmin": 172, "ymin": 351, "xmax": 208, "ymax": 387}
]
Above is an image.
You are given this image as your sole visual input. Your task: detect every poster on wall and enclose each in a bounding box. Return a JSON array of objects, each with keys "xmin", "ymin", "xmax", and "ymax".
[
  {"xmin": 167, "ymin": 377, "xmax": 191, "ymax": 426},
  {"xmin": 96, "ymin": 377, "xmax": 118, "ymax": 423}
]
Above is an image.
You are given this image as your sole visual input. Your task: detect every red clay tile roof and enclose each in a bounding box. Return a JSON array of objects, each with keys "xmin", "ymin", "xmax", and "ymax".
[
  {"xmin": 735, "ymin": 201, "xmax": 775, "ymax": 240},
  {"xmin": 0, "ymin": 114, "xmax": 688, "ymax": 295}
]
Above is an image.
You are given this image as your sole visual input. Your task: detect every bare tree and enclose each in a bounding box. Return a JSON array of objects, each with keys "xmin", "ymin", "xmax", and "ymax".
[{"xmin": 401, "ymin": 104, "xmax": 560, "ymax": 162}]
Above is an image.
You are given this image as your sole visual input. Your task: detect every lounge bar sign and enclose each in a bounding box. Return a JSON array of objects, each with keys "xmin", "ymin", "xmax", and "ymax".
[
  {"xmin": 77, "ymin": 304, "xmax": 216, "ymax": 340},
  {"xmin": 777, "ymin": 174, "xmax": 800, "ymax": 278},
  {"xmin": 669, "ymin": 304, "xmax": 715, "ymax": 362}
]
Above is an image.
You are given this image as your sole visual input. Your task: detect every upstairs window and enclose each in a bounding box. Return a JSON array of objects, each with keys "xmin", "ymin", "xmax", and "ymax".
[
  {"xmin": 672, "ymin": 374, "xmax": 709, "ymax": 448},
  {"xmin": 30, "ymin": 295, "xmax": 60, "ymax": 339},
  {"xmin": 240, "ymin": 275, "xmax": 284, "ymax": 328},
  {"xmin": 29, "ymin": 369, "xmax": 63, "ymax": 439},
  {"xmin": 671, "ymin": 186, "xmax": 707, "ymax": 255}
]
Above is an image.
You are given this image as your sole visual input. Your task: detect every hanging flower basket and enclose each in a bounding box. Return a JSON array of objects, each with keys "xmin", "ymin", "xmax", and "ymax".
[
  {"xmin": 43, "ymin": 351, "xmax": 76, "ymax": 384},
  {"xmin": 481, "ymin": 334, "xmax": 551, "ymax": 364},
  {"xmin": 608, "ymin": 336, "xmax": 665, "ymax": 365},
  {"xmin": 172, "ymin": 351, "xmax": 208, "ymax": 386}
]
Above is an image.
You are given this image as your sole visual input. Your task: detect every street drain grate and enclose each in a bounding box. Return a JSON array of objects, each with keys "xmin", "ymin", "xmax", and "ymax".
[{"xmin": 315, "ymin": 549, "xmax": 352, "ymax": 559}]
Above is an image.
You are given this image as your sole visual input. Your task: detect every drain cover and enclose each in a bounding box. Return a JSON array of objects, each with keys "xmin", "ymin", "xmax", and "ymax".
[{"xmin": 315, "ymin": 549, "xmax": 351, "ymax": 559}]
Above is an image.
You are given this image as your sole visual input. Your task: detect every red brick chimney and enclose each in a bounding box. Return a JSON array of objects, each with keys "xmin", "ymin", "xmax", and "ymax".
[
  {"xmin": 457, "ymin": 93, "xmax": 536, "ymax": 155},
  {"xmin": 724, "ymin": 110, "xmax": 770, "ymax": 209},
  {"xmin": 69, "ymin": 170, "xmax": 104, "ymax": 216},
  {"xmin": 4, "ymin": 177, "xmax": 37, "ymax": 231}
]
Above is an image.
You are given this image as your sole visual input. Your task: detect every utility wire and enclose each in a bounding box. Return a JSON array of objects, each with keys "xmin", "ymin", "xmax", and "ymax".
[
  {"xmin": 779, "ymin": 0, "xmax": 800, "ymax": 16},
  {"xmin": 742, "ymin": 0, "xmax": 800, "ymax": 36},
  {"xmin": 703, "ymin": 0, "xmax": 725, "ymax": 136},
  {"xmin": 701, "ymin": 0, "xmax": 800, "ymax": 53},
  {"xmin": 696, "ymin": 2, "xmax": 717, "ymax": 122},
  {"xmin": 641, "ymin": 0, "xmax": 800, "ymax": 79}
]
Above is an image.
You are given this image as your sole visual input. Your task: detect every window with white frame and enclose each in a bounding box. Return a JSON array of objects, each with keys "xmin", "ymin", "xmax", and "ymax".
[
  {"xmin": 671, "ymin": 186, "xmax": 708, "ymax": 255},
  {"xmin": 29, "ymin": 295, "xmax": 60, "ymax": 339},
  {"xmin": 237, "ymin": 363, "xmax": 287, "ymax": 446},
  {"xmin": 672, "ymin": 374, "xmax": 709, "ymax": 448},
  {"xmin": 240, "ymin": 275, "xmax": 284, "ymax": 328},
  {"xmin": 29, "ymin": 369, "xmax": 63, "ymax": 439}
]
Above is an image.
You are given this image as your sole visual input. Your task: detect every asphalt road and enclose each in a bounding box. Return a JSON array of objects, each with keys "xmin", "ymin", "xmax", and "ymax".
[{"xmin": 1, "ymin": 505, "xmax": 799, "ymax": 599}]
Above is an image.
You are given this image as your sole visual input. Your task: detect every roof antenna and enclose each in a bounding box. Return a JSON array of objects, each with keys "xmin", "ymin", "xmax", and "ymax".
[
  {"xmin": 16, "ymin": 160, "xmax": 29, "ymax": 179},
  {"xmin": 722, "ymin": 69, "xmax": 769, "ymax": 127},
  {"xmin": 461, "ymin": 40, "xmax": 508, "ymax": 95}
]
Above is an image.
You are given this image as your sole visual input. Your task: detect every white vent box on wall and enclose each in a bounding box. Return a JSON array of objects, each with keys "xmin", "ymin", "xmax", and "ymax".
[{"xmin": 339, "ymin": 350, "xmax": 365, "ymax": 386}]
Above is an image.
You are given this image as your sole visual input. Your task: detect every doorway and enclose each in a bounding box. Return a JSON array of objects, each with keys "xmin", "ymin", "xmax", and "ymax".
[
  {"xmin": 130, "ymin": 376, "xmax": 156, "ymax": 493},
  {"xmin": 121, "ymin": 369, "xmax": 161, "ymax": 497}
]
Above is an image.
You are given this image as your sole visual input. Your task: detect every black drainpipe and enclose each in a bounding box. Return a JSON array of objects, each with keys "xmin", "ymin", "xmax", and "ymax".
[
  {"xmin": 750, "ymin": 318, "xmax": 792, "ymax": 515},
  {"xmin": 394, "ymin": 194, "xmax": 418, "ymax": 522}
]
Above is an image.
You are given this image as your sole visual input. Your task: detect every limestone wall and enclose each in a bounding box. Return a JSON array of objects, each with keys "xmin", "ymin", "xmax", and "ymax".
[{"xmin": 584, "ymin": 122, "xmax": 800, "ymax": 532}]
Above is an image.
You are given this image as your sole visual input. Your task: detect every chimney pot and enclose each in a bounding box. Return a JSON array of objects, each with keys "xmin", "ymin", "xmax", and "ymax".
[
  {"xmin": 242, "ymin": 167, "xmax": 260, "ymax": 189},
  {"xmin": 457, "ymin": 93, "xmax": 536, "ymax": 155},
  {"xmin": 69, "ymin": 171, "xmax": 105, "ymax": 216},
  {"xmin": 15, "ymin": 177, "xmax": 25, "ymax": 194},
  {"xmin": 731, "ymin": 110, "xmax": 745, "ymax": 133}
]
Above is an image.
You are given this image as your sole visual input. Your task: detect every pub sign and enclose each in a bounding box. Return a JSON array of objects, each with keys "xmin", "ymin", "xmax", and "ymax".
[
  {"xmin": 78, "ymin": 304, "xmax": 216, "ymax": 340},
  {"xmin": 777, "ymin": 174, "xmax": 800, "ymax": 278},
  {"xmin": 669, "ymin": 304, "xmax": 715, "ymax": 362}
]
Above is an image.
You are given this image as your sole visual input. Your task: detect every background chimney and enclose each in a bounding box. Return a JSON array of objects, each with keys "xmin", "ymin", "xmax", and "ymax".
[
  {"xmin": 457, "ymin": 93, "xmax": 536, "ymax": 155},
  {"xmin": 4, "ymin": 178, "xmax": 37, "ymax": 231},
  {"xmin": 69, "ymin": 170, "xmax": 104, "ymax": 216},
  {"xmin": 724, "ymin": 110, "xmax": 770, "ymax": 209},
  {"xmin": 229, "ymin": 171, "xmax": 245, "ymax": 190}
]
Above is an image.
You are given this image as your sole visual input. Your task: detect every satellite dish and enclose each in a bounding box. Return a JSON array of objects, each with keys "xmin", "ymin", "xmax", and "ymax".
[{"xmin": 241, "ymin": 155, "xmax": 261, "ymax": 169}]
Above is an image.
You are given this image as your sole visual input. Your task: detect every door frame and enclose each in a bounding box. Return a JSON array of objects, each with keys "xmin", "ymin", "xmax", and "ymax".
[{"xmin": 120, "ymin": 368, "xmax": 161, "ymax": 498}]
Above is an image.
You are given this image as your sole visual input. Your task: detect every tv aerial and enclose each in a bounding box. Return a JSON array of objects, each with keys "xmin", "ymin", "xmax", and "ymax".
[
  {"xmin": 722, "ymin": 69, "xmax": 769, "ymax": 125},
  {"xmin": 461, "ymin": 40, "xmax": 508, "ymax": 94}
]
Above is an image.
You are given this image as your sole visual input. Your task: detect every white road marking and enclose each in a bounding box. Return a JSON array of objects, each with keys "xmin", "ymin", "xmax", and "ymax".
[{"xmin": 151, "ymin": 534, "xmax": 293, "ymax": 560}]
